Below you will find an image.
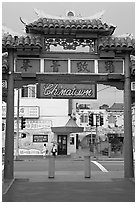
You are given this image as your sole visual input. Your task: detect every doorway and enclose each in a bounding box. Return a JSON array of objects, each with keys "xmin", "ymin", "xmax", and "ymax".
[{"xmin": 57, "ymin": 135, "xmax": 67, "ymax": 155}]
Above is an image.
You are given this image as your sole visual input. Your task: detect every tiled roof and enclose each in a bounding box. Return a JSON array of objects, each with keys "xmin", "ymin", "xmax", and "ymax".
[
  {"xmin": 25, "ymin": 18, "xmax": 116, "ymax": 36},
  {"xmin": 2, "ymin": 34, "xmax": 42, "ymax": 52},
  {"xmin": 2, "ymin": 53, "xmax": 8, "ymax": 73},
  {"xmin": 98, "ymin": 36, "xmax": 135, "ymax": 51},
  {"xmin": 2, "ymin": 34, "xmax": 135, "ymax": 53},
  {"xmin": 108, "ymin": 103, "xmax": 124, "ymax": 111}
]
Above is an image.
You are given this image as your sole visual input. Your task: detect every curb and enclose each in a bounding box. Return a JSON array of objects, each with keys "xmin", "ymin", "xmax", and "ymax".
[
  {"xmin": 73, "ymin": 157, "xmax": 124, "ymax": 161},
  {"xmin": 2, "ymin": 178, "xmax": 15, "ymax": 195}
]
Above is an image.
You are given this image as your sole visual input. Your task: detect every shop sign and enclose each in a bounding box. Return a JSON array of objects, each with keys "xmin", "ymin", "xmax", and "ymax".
[
  {"xmin": 131, "ymin": 82, "xmax": 135, "ymax": 91},
  {"xmin": 13, "ymin": 119, "xmax": 51, "ymax": 130},
  {"xmin": 19, "ymin": 149, "xmax": 42, "ymax": 155},
  {"xmin": 76, "ymin": 103, "xmax": 91, "ymax": 111},
  {"xmin": 2, "ymin": 80, "xmax": 7, "ymax": 89},
  {"xmin": 25, "ymin": 120, "xmax": 52, "ymax": 130},
  {"xmin": 33, "ymin": 135, "xmax": 48, "ymax": 143},
  {"xmin": 37, "ymin": 83, "xmax": 97, "ymax": 99},
  {"xmin": 2, "ymin": 106, "xmax": 39, "ymax": 118}
]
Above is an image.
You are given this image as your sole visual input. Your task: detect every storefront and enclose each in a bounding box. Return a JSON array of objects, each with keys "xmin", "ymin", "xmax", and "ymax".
[{"xmin": 51, "ymin": 116, "xmax": 84, "ymax": 155}]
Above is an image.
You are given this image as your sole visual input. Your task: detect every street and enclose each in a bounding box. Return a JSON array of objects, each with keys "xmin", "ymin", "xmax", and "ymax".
[
  {"xmin": 2, "ymin": 157, "xmax": 126, "ymax": 181},
  {"xmin": 13, "ymin": 158, "xmax": 124, "ymax": 173},
  {"xmin": 13, "ymin": 158, "xmax": 126, "ymax": 182}
]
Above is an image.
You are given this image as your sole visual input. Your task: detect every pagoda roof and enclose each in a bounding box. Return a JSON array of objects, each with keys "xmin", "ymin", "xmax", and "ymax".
[
  {"xmin": 51, "ymin": 117, "xmax": 84, "ymax": 133},
  {"xmin": 25, "ymin": 17, "xmax": 116, "ymax": 37},
  {"xmin": 2, "ymin": 34, "xmax": 135, "ymax": 53}
]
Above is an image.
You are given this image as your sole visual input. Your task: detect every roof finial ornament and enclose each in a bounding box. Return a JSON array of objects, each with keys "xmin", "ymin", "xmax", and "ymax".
[
  {"xmin": 20, "ymin": 17, "xmax": 26, "ymax": 26},
  {"xmin": 66, "ymin": 10, "xmax": 75, "ymax": 17}
]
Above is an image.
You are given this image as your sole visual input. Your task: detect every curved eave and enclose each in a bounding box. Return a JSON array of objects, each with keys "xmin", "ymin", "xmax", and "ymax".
[
  {"xmin": 2, "ymin": 34, "xmax": 135, "ymax": 54},
  {"xmin": 26, "ymin": 27, "xmax": 115, "ymax": 37},
  {"xmin": 99, "ymin": 47, "xmax": 135, "ymax": 54},
  {"xmin": 2, "ymin": 45, "xmax": 41, "ymax": 53},
  {"xmin": 25, "ymin": 17, "xmax": 116, "ymax": 37},
  {"xmin": 51, "ymin": 126, "xmax": 84, "ymax": 133}
]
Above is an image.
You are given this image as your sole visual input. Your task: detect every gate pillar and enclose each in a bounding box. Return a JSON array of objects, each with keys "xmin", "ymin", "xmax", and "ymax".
[
  {"xmin": 4, "ymin": 50, "xmax": 14, "ymax": 180},
  {"xmin": 124, "ymin": 53, "xmax": 134, "ymax": 178}
]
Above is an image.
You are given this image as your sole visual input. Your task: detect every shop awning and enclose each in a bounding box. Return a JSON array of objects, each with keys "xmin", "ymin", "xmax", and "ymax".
[{"xmin": 51, "ymin": 117, "xmax": 84, "ymax": 133}]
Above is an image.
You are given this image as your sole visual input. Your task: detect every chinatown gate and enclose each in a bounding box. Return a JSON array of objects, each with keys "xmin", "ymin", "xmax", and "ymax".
[{"xmin": 2, "ymin": 12, "xmax": 135, "ymax": 179}]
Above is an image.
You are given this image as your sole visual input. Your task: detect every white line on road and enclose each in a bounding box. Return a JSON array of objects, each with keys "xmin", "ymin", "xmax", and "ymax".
[
  {"xmin": 91, "ymin": 161, "xmax": 108, "ymax": 172},
  {"xmin": 2, "ymin": 164, "xmax": 4, "ymax": 171}
]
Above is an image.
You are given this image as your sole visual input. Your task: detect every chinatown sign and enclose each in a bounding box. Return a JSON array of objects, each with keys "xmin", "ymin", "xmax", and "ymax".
[{"xmin": 37, "ymin": 83, "xmax": 97, "ymax": 99}]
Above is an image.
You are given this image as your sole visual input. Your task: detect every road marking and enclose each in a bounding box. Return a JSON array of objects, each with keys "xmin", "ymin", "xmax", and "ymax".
[
  {"xmin": 91, "ymin": 161, "xmax": 108, "ymax": 172},
  {"xmin": 2, "ymin": 164, "xmax": 4, "ymax": 171}
]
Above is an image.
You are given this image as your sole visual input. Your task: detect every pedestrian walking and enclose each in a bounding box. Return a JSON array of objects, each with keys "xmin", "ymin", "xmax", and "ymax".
[
  {"xmin": 42, "ymin": 144, "xmax": 48, "ymax": 159},
  {"xmin": 51, "ymin": 144, "xmax": 57, "ymax": 156}
]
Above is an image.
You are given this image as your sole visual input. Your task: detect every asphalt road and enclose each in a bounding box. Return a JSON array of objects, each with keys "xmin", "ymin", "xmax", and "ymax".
[
  {"xmin": 99, "ymin": 160, "xmax": 124, "ymax": 171},
  {"xmin": 13, "ymin": 158, "xmax": 124, "ymax": 173}
]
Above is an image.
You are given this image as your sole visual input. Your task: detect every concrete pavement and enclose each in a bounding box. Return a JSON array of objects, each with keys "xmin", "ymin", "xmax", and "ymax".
[
  {"xmin": 3, "ymin": 177, "xmax": 135, "ymax": 202},
  {"xmin": 2, "ymin": 151, "xmax": 135, "ymax": 202},
  {"xmin": 2, "ymin": 162, "xmax": 135, "ymax": 202}
]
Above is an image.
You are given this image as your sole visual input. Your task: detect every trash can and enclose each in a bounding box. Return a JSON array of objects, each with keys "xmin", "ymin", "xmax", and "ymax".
[
  {"xmin": 84, "ymin": 155, "xmax": 91, "ymax": 178},
  {"xmin": 48, "ymin": 156, "xmax": 55, "ymax": 178}
]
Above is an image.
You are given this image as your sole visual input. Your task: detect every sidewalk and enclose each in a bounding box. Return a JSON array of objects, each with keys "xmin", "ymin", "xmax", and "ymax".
[
  {"xmin": 3, "ymin": 164, "xmax": 135, "ymax": 202},
  {"xmin": 2, "ymin": 150, "xmax": 134, "ymax": 202},
  {"xmin": 2, "ymin": 175, "xmax": 135, "ymax": 202}
]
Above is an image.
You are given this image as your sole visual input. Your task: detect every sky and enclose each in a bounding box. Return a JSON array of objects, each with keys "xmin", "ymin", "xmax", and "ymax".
[
  {"xmin": 1, "ymin": 1, "xmax": 135, "ymax": 107},
  {"xmin": 2, "ymin": 1, "xmax": 135, "ymax": 37}
]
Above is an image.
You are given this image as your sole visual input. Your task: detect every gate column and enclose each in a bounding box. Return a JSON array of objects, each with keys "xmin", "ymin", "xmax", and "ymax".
[
  {"xmin": 124, "ymin": 53, "xmax": 134, "ymax": 178},
  {"xmin": 4, "ymin": 50, "xmax": 14, "ymax": 180}
]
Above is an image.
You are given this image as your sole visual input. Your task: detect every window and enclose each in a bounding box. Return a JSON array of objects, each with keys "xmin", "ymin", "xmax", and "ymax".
[
  {"xmin": 80, "ymin": 113, "xmax": 88, "ymax": 123},
  {"xmin": 108, "ymin": 115, "xmax": 116, "ymax": 124},
  {"xmin": 21, "ymin": 85, "xmax": 36, "ymax": 98},
  {"xmin": 70, "ymin": 137, "xmax": 74, "ymax": 145}
]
